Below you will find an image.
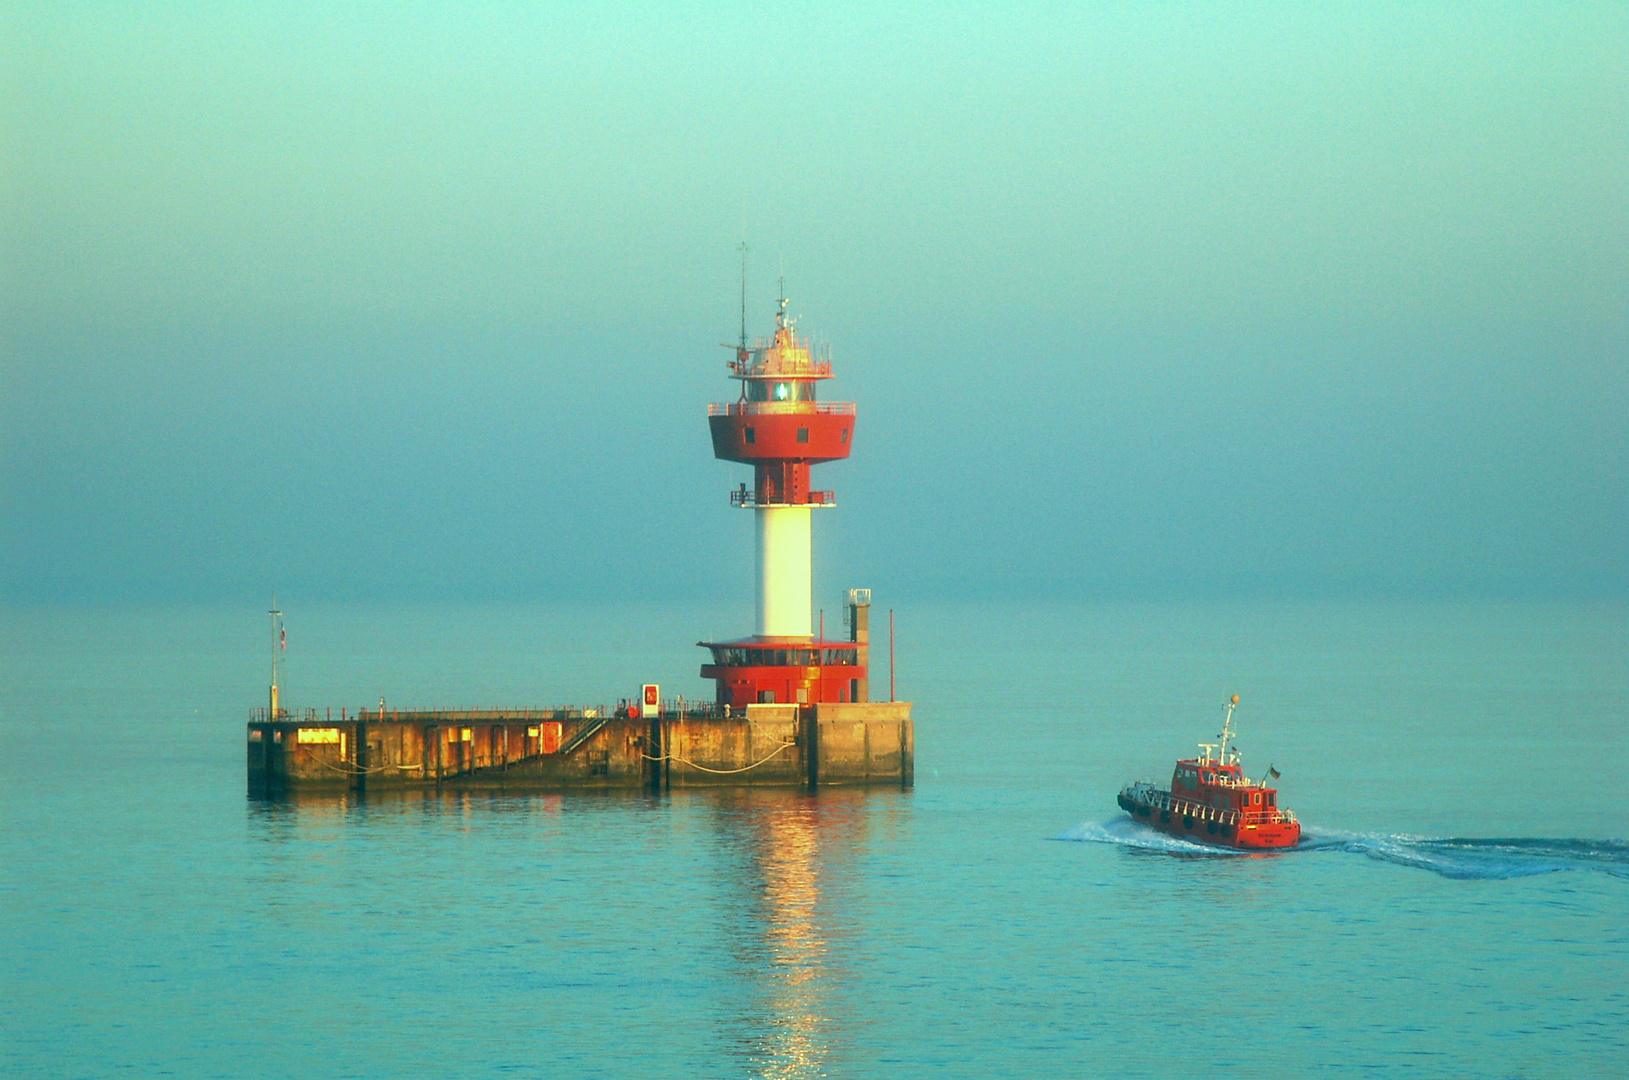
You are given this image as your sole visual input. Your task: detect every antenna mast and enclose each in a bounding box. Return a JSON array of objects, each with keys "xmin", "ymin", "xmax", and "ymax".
[
  {"xmin": 1218, "ymin": 694, "xmax": 1240, "ymax": 767},
  {"xmin": 737, "ymin": 241, "xmax": 749, "ymax": 354}
]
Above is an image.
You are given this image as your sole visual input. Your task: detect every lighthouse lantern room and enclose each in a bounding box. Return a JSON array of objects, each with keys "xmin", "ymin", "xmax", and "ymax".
[{"xmin": 700, "ymin": 284, "xmax": 870, "ymax": 710}]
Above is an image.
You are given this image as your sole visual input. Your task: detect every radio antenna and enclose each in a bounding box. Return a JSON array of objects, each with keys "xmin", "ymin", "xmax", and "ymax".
[{"xmin": 737, "ymin": 241, "xmax": 749, "ymax": 354}]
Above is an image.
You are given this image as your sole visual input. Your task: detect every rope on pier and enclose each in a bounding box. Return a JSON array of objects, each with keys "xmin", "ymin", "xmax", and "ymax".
[
  {"xmin": 307, "ymin": 755, "xmax": 425, "ymax": 777},
  {"xmin": 641, "ymin": 712, "xmax": 800, "ymax": 774},
  {"xmin": 642, "ymin": 740, "xmax": 798, "ymax": 774},
  {"xmin": 294, "ymin": 711, "xmax": 803, "ymax": 777}
]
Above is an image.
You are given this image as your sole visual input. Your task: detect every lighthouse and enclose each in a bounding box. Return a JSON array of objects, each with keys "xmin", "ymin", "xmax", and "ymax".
[{"xmin": 700, "ymin": 283, "xmax": 870, "ymax": 710}]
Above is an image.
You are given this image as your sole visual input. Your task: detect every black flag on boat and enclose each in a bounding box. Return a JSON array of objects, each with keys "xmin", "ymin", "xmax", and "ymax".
[{"xmin": 1267, "ymin": 765, "xmax": 1281, "ymax": 779}]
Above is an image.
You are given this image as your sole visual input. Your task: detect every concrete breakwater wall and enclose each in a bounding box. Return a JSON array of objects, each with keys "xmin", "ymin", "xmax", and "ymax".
[{"xmin": 247, "ymin": 702, "xmax": 912, "ymax": 792}]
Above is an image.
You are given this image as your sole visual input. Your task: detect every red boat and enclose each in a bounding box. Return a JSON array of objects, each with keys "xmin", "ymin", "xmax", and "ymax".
[{"xmin": 1117, "ymin": 696, "xmax": 1300, "ymax": 850}]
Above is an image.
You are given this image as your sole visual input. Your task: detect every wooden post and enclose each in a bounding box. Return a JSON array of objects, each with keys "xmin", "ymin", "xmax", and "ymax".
[
  {"xmin": 648, "ymin": 711, "xmax": 663, "ymax": 791},
  {"xmin": 355, "ymin": 715, "xmax": 369, "ymax": 793},
  {"xmin": 803, "ymin": 707, "xmax": 820, "ymax": 790}
]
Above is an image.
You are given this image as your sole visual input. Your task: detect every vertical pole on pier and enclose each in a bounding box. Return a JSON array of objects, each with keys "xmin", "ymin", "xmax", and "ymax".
[
  {"xmin": 268, "ymin": 597, "xmax": 283, "ymax": 719},
  {"xmin": 889, "ymin": 609, "xmax": 896, "ymax": 703}
]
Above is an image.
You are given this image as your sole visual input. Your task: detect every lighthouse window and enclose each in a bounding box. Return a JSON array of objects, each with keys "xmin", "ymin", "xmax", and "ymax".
[
  {"xmin": 797, "ymin": 428, "xmax": 809, "ymax": 443},
  {"xmin": 746, "ymin": 381, "xmax": 816, "ymax": 402},
  {"xmin": 841, "ymin": 427, "xmax": 848, "ymax": 443},
  {"xmin": 744, "ymin": 427, "xmax": 756, "ymax": 444}
]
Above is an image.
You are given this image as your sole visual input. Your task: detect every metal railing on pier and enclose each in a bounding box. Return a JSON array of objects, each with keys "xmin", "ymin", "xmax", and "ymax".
[
  {"xmin": 248, "ymin": 705, "xmax": 614, "ymax": 725},
  {"xmin": 248, "ymin": 699, "xmax": 768, "ymax": 729},
  {"xmin": 248, "ymin": 707, "xmax": 328, "ymax": 723}
]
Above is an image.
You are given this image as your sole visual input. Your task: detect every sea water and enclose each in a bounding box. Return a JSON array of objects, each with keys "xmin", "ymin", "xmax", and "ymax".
[{"xmin": 2, "ymin": 600, "xmax": 1625, "ymax": 1078}]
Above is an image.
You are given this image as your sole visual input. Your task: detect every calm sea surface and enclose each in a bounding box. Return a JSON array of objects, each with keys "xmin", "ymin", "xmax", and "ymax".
[{"xmin": 3, "ymin": 600, "xmax": 1625, "ymax": 1078}]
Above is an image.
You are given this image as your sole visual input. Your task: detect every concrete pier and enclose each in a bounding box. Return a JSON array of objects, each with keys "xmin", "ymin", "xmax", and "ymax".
[{"xmin": 247, "ymin": 702, "xmax": 912, "ymax": 793}]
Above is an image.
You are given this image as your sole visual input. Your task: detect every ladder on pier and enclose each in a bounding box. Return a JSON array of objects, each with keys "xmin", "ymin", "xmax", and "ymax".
[{"xmin": 557, "ymin": 714, "xmax": 614, "ymax": 757}]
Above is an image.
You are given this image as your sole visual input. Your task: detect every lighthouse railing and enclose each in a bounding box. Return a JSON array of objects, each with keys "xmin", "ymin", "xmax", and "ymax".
[
  {"xmin": 730, "ymin": 489, "xmax": 835, "ymax": 507},
  {"xmin": 709, "ymin": 401, "xmax": 856, "ymax": 417}
]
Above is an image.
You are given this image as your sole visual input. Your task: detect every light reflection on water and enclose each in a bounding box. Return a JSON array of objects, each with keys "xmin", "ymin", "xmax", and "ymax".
[
  {"xmin": 709, "ymin": 791, "xmax": 896, "ymax": 1079},
  {"xmin": 726, "ymin": 795, "xmax": 836, "ymax": 1079},
  {"xmin": 239, "ymin": 784, "xmax": 895, "ymax": 1079}
]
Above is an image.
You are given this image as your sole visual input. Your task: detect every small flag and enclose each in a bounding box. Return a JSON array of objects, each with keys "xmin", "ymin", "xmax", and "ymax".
[
  {"xmin": 280, "ymin": 628, "xmax": 286, "ymax": 650},
  {"xmin": 1268, "ymin": 765, "xmax": 1280, "ymax": 779}
]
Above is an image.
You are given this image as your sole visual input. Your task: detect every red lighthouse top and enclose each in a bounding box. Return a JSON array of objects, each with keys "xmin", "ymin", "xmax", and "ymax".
[{"xmin": 708, "ymin": 288, "xmax": 855, "ymax": 506}]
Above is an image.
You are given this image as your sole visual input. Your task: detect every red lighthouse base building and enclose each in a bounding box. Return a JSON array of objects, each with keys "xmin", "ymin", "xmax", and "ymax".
[{"xmin": 700, "ymin": 590, "xmax": 874, "ymax": 711}]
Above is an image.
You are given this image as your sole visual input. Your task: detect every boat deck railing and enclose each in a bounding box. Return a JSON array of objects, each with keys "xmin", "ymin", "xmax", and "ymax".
[{"xmin": 1124, "ymin": 783, "xmax": 1298, "ymax": 828}]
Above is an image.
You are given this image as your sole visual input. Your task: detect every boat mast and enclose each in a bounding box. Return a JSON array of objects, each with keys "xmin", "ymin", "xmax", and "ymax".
[{"xmin": 1217, "ymin": 694, "xmax": 1239, "ymax": 769}]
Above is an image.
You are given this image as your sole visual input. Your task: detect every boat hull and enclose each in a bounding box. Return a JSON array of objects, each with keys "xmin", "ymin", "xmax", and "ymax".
[{"xmin": 1117, "ymin": 789, "xmax": 1300, "ymax": 850}]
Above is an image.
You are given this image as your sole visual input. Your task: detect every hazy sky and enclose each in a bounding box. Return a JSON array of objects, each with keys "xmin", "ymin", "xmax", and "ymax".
[{"xmin": 3, "ymin": 2, "xmax": 1624, "ymax": 606}]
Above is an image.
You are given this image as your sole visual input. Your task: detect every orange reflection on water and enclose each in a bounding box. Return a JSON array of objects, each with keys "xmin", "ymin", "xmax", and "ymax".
[
  {"xmin": 715, "ymin": 790, "xmax": 893, "ymax": 1080},
  {"xmin": 753, "ymin": 803, "xmax": 830, "ymax": 1080}
]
